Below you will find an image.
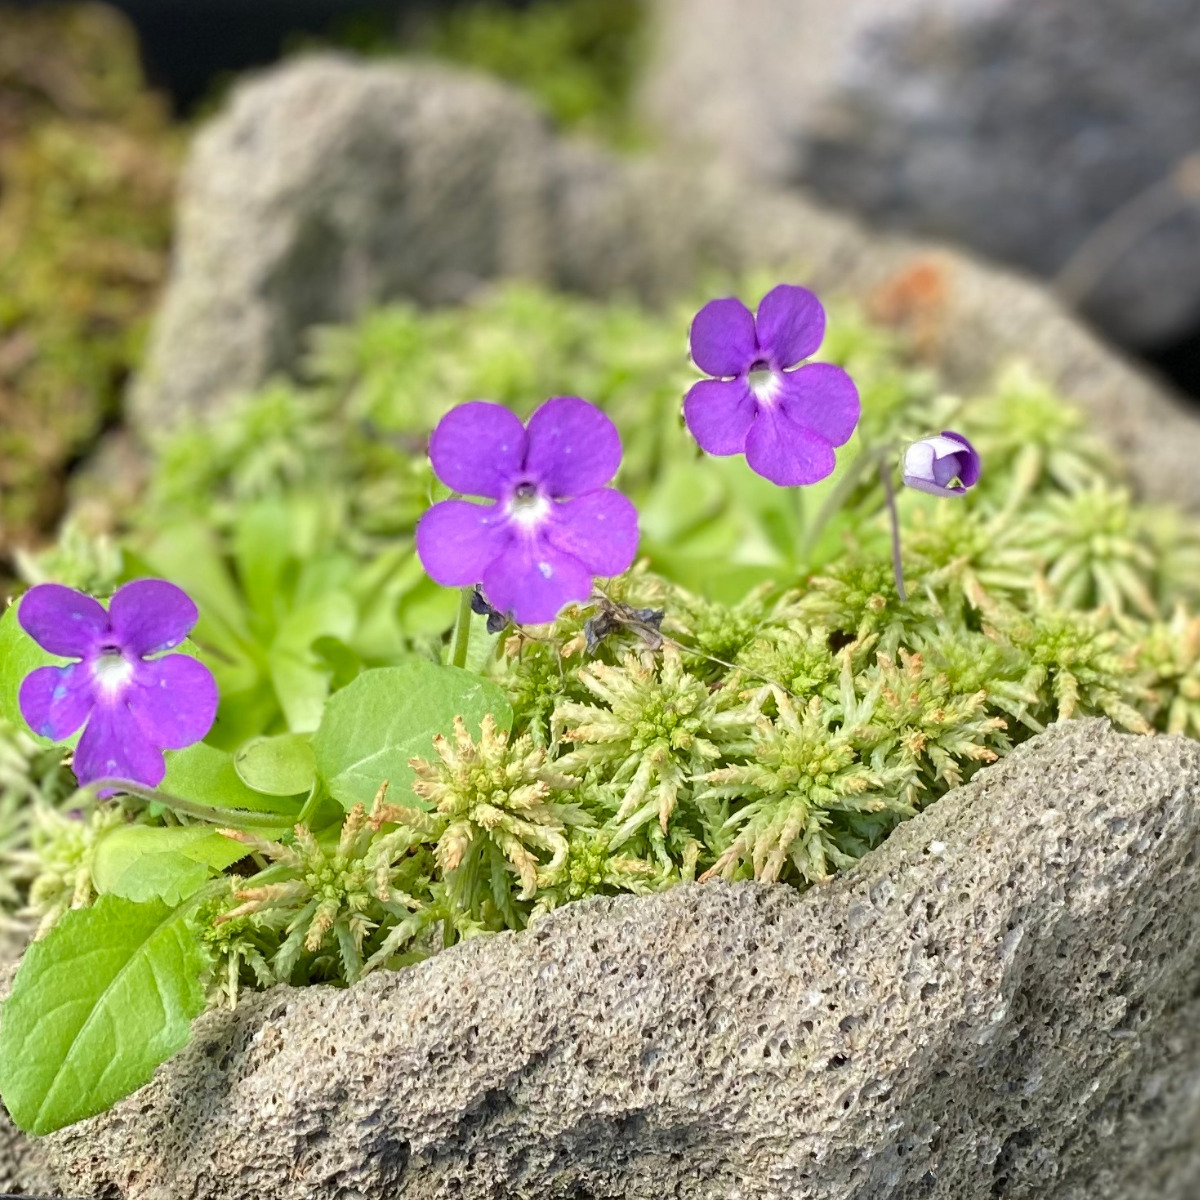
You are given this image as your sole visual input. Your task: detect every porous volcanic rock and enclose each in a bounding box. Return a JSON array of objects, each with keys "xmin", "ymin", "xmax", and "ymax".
[
  {"xmin": 0, "ymin": 962, "xmax": 54, "ymax": 1196},
  {"xmin": 36, "ymin": 720, "xmax": 1200, "ymax": 1199},
  {"xmin": 642, "ymin": 0, "xmax": 1200, "ymax": 346},
  {"xmin": 129, "ymin": 55, "xmax": 1200, "ymax": 512}
]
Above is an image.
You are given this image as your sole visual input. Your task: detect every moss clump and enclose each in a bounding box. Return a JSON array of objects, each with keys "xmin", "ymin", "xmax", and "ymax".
[
  {"xmin": 323, "ymin": 0, "xmax": 647, "ymax": 143},
  {"xmin": 422, "ymin": 0, "xmax": 645, "ymax": 141},
  {"xmin": 0, "ymin": 4, "xmax": 176, "ymax": 550}
]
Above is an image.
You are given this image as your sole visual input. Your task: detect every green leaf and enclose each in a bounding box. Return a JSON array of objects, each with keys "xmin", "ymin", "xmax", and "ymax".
[
  {"xmin": 93, "ymin": 825, "xmax": 248, "ymax": 903},
  {"xmin": 234, "ymin": 732, "xmax": 317, "ymax": 796},
  {"xmin": 311, "ymin": 635, "xmax": 362, "ymax": 690},
  {"xmin": 312, "ymin": 660, "xmax": 513, "ymax": 809},
  {"xmin": 0, "ymin": 895, "xmax": 207, "ymax": 1134},
  {"xmin": 161, "ymin": 742, "xmax": 305, "ymax": 816},
  {"xmin": 96, "ymin": 852, "xmax": 208, "ymax": 906},
  {"xmin": 268, "ymin": 592, "xmax": 357, "ymax": 732},
  {"xmin": 231, "ymin": 500, "xmax": 294, "ymax": 623},
  {"xmin": 0, "ymin": 598, "xmax": 67, "ymax": 743}
]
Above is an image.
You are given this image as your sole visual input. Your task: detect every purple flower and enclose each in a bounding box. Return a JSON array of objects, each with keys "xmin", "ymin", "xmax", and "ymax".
[
  {"xmin": 17, "ymin": 580, "xmax": 218, "ymax": 789},
  {"xmin": 416, "ymin": 397, "xmax": 639, "ymax": 625},
  {"xmin": 683, "ymin": 285, "xmax": 860, "ymax": 486},
  {"xmin": 902, "ymin": 431, "xmax": 981, "ymax": 497}
]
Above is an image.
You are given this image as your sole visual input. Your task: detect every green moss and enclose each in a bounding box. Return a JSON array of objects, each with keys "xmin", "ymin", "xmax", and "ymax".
[
  {"xmin": 320, "ymin": 0, "xmax": 647, "ymax": 143},
  {"xmin": 0, "ymin": 4, "xmax": 176, "ymax": 550},
  {"xmin": 422, "ymin": 0, "xmax": 645, "ymax": 141}
]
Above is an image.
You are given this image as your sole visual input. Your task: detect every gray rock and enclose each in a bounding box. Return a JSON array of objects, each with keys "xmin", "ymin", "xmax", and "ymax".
[
  {"xmin": 37, "ymin": 720, "xmax": 1200, "ymax": 1199},
  {"xmin": 130, "ymin": 55, "xmax": 1200, "ymax": 511},
  {"xmin": 0, "ymin": 961, "xmax": 55, "ymax": 1196},
  {"xmin": 643, "ymin": 0, "xmax": 1200, "ymax": 346}
]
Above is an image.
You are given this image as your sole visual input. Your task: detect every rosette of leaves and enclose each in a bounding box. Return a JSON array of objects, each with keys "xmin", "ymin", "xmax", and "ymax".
[
  {"xmin": 697, "ymin": 689, "xmax": 911, "ymax": 885},
  {"xmin": 215, "ymin": 789, "xmax": 433, "ymax": 987},
  {"xmin": 398, "ymin": 713, "xmax": 588, "ymax": 928},
  {"xmin": 843, "ymin": 648, "xmax": 1009, "ymax": 809},
  {"xmin": 552, "ymin": 647, "xmax": 744, "ymax": 848}
]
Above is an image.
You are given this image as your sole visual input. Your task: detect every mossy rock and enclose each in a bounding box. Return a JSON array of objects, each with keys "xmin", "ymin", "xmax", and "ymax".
[{"xmin": 0, "ymin": 3, "xmax": 176, "ymax": 551}]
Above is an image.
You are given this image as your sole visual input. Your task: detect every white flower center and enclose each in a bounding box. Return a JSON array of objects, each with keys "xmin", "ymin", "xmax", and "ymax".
[
  {"xmin": 508, "ymin": 481, "xmax": 550, "ymax": 528},
  {"xmin": 748, "ymin": 365, "xmax": 780, "ymax": 404},
  {"xmin": 91, "ymin": 648, "xmax": 134, "ymax": 698}
]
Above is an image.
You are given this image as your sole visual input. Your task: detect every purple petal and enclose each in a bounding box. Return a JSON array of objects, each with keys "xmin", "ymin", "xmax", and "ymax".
[
  {"xmin": 745, "ymin": 409, "xmax": 836, "ymax": 487},
  {"xmin": 774, "ymin": 363, "xmax": 860, "ymax": 447},
  {"xmin": 544, "ymin": 489, "xmax": 640, "ymax": 576},
  {"xmin": 481, "ymin": 538, "xmax": 593, "ymax": 625},
  {"xmin": 683, "ymin": 378, "xmax": 756, "ymax": 455},
  {"xmin": 107, "ymin": 579, "xmax": 199, "ymax": 657},
  {"xmin": 17, "ymin": 585, "xmax": 108, "ymax": 658},
  {"xmin": 754, "ymin": 285, "xmax": 825, "ymax": 368},
  {"xmin": 73, "ymin": 704, "xmax": 166, "ymax": 789},
  {"xmin": 416, "ymin": 500, "xmax": 512, "ymax": 587},
  {"xmin": 932, "ymin": 454, "xmax": 963, "ymax": 488},
  {"xmin": 428, "ymin": 401, "xmax": 527, "ymax": 499},
  {"xmin": 523, "ymin": 397, "xmax": 622, "ymax": 498},
  {"xmin": 127, "ymin": 655, "xmax": 218, "ymax": 750},
  {"xmin": 941, "ymin": 430, "xmax": 981, "ymax": 488},
  {"xmin": 690, "ymin": 297, "xmax": 757, "ymax": 378},
  {"xmin": 19, "ymin": 664, "xmax": 94, "ymax": 741}
]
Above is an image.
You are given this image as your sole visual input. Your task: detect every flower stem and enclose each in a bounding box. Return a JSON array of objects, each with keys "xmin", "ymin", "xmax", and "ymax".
[
  {"xmin": 880, "ymin": 459, "xmax": 908, "ymax": 603},
  {"xmin": 451, "ymin": 587, "xmax": 474, "ymax": 670},
  {"xmin": 94, "ymin": 781, "xmax": 297, "ymax": 830}
]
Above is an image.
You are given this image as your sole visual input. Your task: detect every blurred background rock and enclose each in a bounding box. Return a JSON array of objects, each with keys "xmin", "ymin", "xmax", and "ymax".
[{"xmin": 3, "ymin": 0, "xmax": 1200, "ymax": 563}]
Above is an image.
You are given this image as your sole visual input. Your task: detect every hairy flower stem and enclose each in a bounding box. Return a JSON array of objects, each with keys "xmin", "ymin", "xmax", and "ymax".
[
  {"xmin": 451, "ymin": 586, "xmax": 474, "ymax": 669},
  {"xmin": 94, "ymin": 781, "xmax": 296, "ymax": 830},
  {"xmin": 880, "ymin": 460, "xmax": 908, "ymax": 602}
]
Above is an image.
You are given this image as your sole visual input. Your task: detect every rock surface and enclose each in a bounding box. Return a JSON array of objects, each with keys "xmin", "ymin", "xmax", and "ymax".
[
  {"xmin": 130, "ymin": 55, "xmax": 1200, "ymax": 512},
  {"xmin": 0, "ymin": 962, "xmax": 54, "ymax": 1196},
  {"xmin": 34, "ymin": 720, "xmax": 1200, "ymax": 1199},
  {"xmin": 643, "ymin": 0, "xmax": 1200, "ymax": 346}
]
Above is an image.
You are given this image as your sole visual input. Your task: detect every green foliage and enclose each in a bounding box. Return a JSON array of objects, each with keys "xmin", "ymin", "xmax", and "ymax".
[
  {"xmin": 317, "ymin": 0, "xmax": 646, "ymax": 143},
  {"xmin": 312, "ymin": 662, "xmax": 514, "ymax": 809},
  {"xmin": 8, "ymin": 279, "xmax": 1200, "ymax": 1134},
  {"xmin": 0, "ymin": 3, "xmax": 176, "ymax": 547},
  {"xmin": 0, "ymin": 893, "xmax": 207, "ymax": 1134},
  {"xmin": 421, "ymin": 0, "xmax": 645, "ymax": 141}
]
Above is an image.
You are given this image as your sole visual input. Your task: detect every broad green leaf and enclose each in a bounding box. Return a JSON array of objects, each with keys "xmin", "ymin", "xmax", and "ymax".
[
  {"xmin": 161, "ymin": 742, "xmax": 305, "ymax": 816},
  {"xmin": 234, "ymin": 733, "xmax": 317, "ymax": 796},
  {"xmin": 311, "ymin": 635, "xmax": 362, "ymax": 690},
  {"xmin": 93, "ymin": 825, "xmax": 248, "ymax": 902},
  {"xmin": 268, "ymin": 592, "xmax": 357, "ymax": 732},
  {"xmin": 231, "ymin": 500, "xmax": 294, "ymax": 623},
  {"xmin": 312, "ymin": 660, "xmax": 513, "ymax": 809},
  {"xmin": 0, "ymin": 895, "xmax": 207, "ymax": 1134},
  {"xmin": 134, "ymin": 522, "xmax": 250, "ymax": 640},
  {"xmin": 96, "ymin": 852, "xmax": 208, "ymax": 906},
  {"xmin": 0, "ymin": 598, "xmax": 66, "ymax": 743}
]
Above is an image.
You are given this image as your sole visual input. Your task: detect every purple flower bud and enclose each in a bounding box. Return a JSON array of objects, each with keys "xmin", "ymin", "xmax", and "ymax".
[{"xmin": 901, "ymin": 431, "xmax": 981, "ymax": 497}]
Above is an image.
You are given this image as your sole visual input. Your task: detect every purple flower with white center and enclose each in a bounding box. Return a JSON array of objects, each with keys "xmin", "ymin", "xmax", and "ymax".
[
  {"xmin": 17, "ymin": 580, "xmax": 218, "ymax": 789},
  {"xmin": 683, "ymin": 284, "xmax": 860, "ymax": 487},
  {"xmin": 415, "ymin": 397, "xmax": 640, "ymax": 625},
  {"xmin": 902, "ymin": 431, "xmax": 982, "ymax": 497}
]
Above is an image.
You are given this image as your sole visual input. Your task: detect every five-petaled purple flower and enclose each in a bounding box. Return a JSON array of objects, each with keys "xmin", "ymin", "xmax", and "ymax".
[
  {"xmin": 18, "ymin": 580, "xmax": 218, "ymax": 789},
  {"xmin": 416, "ymin": 397, "xmax": 640, "ymax": 625},
  {"xmin": 683, "ymin": 285, "xmax": 860, "ymax": 487},
  {"xmin": 902, "ymin": 431, "xmax": 981, "ymax": 497}
]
